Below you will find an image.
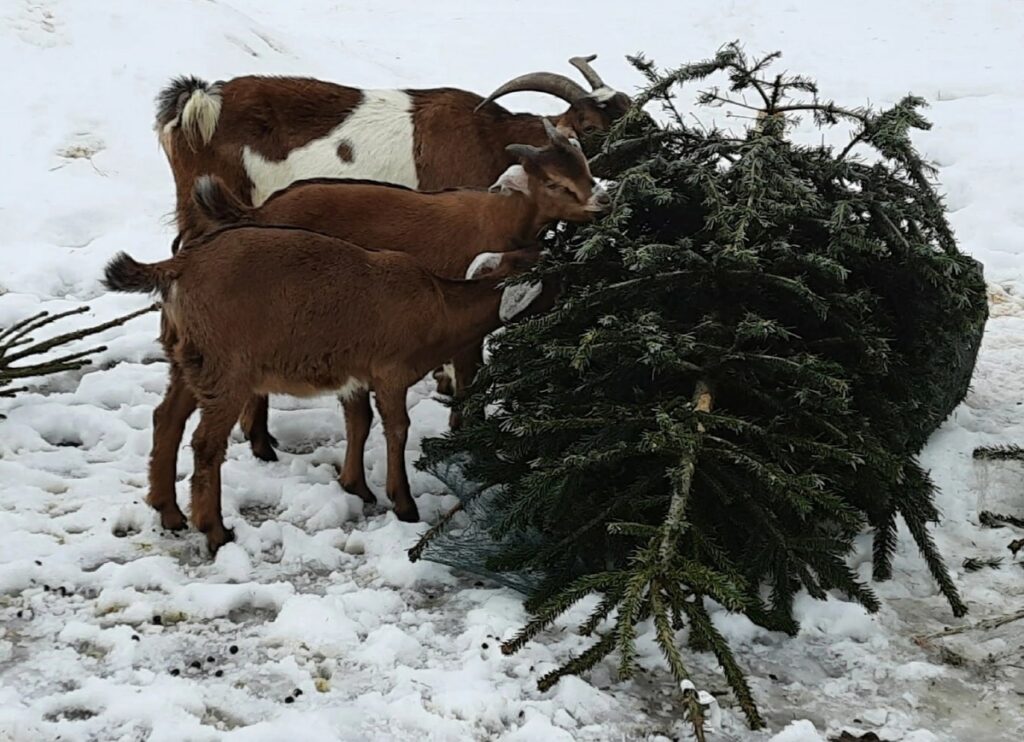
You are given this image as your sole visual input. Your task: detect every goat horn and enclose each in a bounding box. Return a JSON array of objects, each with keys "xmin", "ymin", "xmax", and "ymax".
[
  {"xmin": 475, "ymin": 72, "xmax": 590, "ymax": 112},
  {"xmin": 569, "ymin": 54, "xmax": 606, "ymax": 90},
  {"xmin": 505, "ymin": 143, "xmax": 542, "ymax": 161}
]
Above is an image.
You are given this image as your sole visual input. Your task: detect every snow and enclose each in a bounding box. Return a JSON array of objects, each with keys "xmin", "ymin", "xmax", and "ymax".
[
  {"xmin": 1, "ymin": 0, "xmax": 1023, "ymax": 740},
  {"xmin": 769, "ymin": 720, "xmax": 825, "ymax": 742}
]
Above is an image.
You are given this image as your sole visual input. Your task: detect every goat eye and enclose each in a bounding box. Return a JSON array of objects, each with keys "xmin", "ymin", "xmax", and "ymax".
[{"xmin": 545, "ymin": 182, "xmax": 560, "ymax": 191}]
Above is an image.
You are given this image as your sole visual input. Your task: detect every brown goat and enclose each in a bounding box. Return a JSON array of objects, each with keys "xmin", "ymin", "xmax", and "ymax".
[
  {"xmin": 103, "ymin": 226, "xmax": 552, "ymax": 554},
  {"xmin": 185, "ymin": 119, "xmax": 607, "ymax": 461},
  {"xmin": 156, "ymin": 55, "xmax": 630, "ymax": 244}
]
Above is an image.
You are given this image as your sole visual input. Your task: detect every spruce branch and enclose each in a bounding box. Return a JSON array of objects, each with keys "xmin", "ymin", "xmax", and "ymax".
[
  {"xmin": 901, "ymin": 507, "xmax": 967, "ymax": 617},
  {"xmin": 537, "ymin": 631, "xmax": 619, "ymax": 692},
  {"xmin": 913, "ymin": 608, "xmax": 1024, "ymax": 645},
  {"xmin": 1, "ymin": 303, "xmax": 158, "ymax": 399},
  {"xmin": 682, "ymin": 598, "xmax": 763, "ymax": 729},
  {"xmin": 962, "ymin": 556, "xmax": 1002, "ymax": 572},
  {"xmin": 660, "ymin": 379, "xmax": 713, "ymax": 562},
  {"xmin": 407, "ymin": 501, "xmax": 465, "ymax": 563},
  {"xmin": 979, "ymin": 511, "xmax": 1024, "ymax": 530},
  {"xmin": 973, "ymin": 444, "xmax": 1024, "ymax": 461}
]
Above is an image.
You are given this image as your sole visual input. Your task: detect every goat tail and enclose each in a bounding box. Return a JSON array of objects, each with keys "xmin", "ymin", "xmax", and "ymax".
[
  {"xmin": 155, "ymin": 75, "xmax": 222, "ymax": 150},
  {"xmin": 193, "ymin": 175, "xmax": 253, "ymax": 226},
  {"xmin": 102, "ymin": 253, "xmax": 175, "ymax": 296}
]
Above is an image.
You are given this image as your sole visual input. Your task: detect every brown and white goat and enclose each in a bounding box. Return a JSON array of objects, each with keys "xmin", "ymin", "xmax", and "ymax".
[
  {"xmin": 103, "ymin": 227, "xmax": 552, "ymax": 555},
  {"xmin": 156, "ymin": 55, "xmax": 630, "ymax": 240},
  {"xmin": 182, "ymin": 118, "xmax": 606, "ymax": 459}
]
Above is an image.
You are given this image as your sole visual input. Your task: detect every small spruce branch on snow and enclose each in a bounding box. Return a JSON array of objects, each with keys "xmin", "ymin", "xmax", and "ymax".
[
  {"xmin": 961, "ymin": 556, "xmax": 1003, "ymax": 572},
  {"xmin": 914, "ymin": 608, "xmax": 1024, "ymax": 647},
  {"xmin": 412, "ymin": 43, "xmax": 987, "ymax": 728},
  {"xmin": 978, "ymin": 511, "xmax": 1024, "ymax": 530},
  {"xmin": 972, "ymin": 444, "xmax": 1024, "ymax": 461},
  {"xmin": 0, "ymin": 303, "xmax": 158, "ymax": 405}
]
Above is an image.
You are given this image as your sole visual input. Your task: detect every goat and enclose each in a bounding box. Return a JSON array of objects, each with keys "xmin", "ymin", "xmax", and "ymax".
[
  {"xmin": 156, "ymin": 55, "xmax": 626, "ymax": 451},
  {"xmin": 156, "ymin": 55, "xmax": 630, "ymax": 242},
  {"xmin": 102, "ymin": 226, "xmax": 553, "ymax": 555},
  {"xmin": 181, "ymin": 118, "xmax": 606, "ymax": 460}
]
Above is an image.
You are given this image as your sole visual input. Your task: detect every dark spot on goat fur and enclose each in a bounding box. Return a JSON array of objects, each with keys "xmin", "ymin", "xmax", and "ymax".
[{"xmin": 336, "ymin": 141, "xmax": 354, "ymax": 163}]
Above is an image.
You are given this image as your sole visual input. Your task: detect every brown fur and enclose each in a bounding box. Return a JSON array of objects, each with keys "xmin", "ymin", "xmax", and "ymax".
[
  {"xmin": 163, "ymin": 77, "xmax": 364, "ymax": 242},
  {"xmin": 336, "ymin": 140, "xmax": 355, "ymax": 163},
  {"xmin": 188, "ymin": 136, "xmax": 600, "ymax": 276},
  {"xmin": 105, "ymin": 228, "xmax": 550, "ymax": 555},
  {"xmin": 159, "ymin": 77, "xmax": 626, "ymax": 241},
  {"xmin": 186, "ymin": 127, "xmax": 607, "ymax": 460}
]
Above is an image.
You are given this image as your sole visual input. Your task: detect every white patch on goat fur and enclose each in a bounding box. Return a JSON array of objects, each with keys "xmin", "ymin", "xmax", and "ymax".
[
  {"xmin": 587, "ymin": 181, "xmax": 609, "ymax": 211},
  {"xmin": 242, "ymin": 89, "xmax": 418, "ymax": 206},
  {"xmin": 590, "ymin": 86, "xmax": 619, "ymax": 103},
  {"xmin": 488, "ymin": 165, "xmax": 530, "ymax": 195},
  {"xmin": 163, "ymin": 281, "xmax": 182, "ymax": 328},
  {"xmin": 180, "ymin": 88, "xmax": 222, "ymax": 148},
  {"xmin": 465, "ymin": 252, "xmax": 503, "ymax": 280},
  {"xmin": 336, "ymin": 377, "xmax": 369, "ymax": 402},
  {"xmin": 499, "ymin": 281, "xmax": 543, "ymax": 322}
]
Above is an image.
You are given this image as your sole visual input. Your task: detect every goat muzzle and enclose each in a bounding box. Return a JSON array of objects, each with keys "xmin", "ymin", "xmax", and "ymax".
[{"xmin": 586, "ymin": 183, "xmax": 612, "ymax": 213}]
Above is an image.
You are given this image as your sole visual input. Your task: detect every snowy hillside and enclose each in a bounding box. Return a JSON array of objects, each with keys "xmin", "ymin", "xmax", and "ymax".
[{"xmin": 2, "ymin": 1, "xmax": 1024, "ymax": 740}]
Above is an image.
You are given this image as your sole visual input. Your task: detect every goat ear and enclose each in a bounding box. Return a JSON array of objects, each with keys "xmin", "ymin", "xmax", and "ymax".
[
  {"xmin": 465, "ymin": 252, "xmax": 504, "ymax": 280},
  {"xmin": 489, "ymin": 164, "xmax": 530, "ymax": 195}
]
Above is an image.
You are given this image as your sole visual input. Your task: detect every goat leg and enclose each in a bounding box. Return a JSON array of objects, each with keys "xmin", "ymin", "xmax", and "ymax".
[
  {"xmin": 148, "ymin": 363, "xmax": 196, "ymax": 531},
  {"xmin": 374, "ymin": 384, "xmax": 420, "ymax": 522},
  {"xmin": 189, "ymin": 395, "xmax": 243, "ymax": 555},
  {"xmin": 449, "ymin": 342, "xmax": 484, "ymax": 431},
  {"xmin": 338, "ymin": 389, "xmax": 377, "ymax": 504},
  {"xmin": 240, "ymin": 394, "xmax": 278, "ymax": 462},
  {"xmin": 433, "ymin": 365, "xmax": 455, "ymax": 397}
]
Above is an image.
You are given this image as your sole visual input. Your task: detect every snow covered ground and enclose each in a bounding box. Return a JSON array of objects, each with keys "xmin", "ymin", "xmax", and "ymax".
[{"xmin": 2, "ymin": 1, "xmax": 1023, "ymax": 740}]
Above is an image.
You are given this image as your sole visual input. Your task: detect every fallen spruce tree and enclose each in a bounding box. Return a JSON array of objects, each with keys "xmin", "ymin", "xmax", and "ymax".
[{"xmin": 411, "ymin": 45, "xmax": 988, "ymax": 728}]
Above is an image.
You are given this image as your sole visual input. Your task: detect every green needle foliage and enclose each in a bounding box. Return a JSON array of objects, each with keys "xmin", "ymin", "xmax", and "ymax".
[{"xmin": 413, "ymin": 44, "xmax": 987, "ymax": 728}]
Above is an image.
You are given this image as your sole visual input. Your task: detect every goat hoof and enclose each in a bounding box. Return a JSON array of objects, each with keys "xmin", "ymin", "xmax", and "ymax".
[
  {"xmin": 340, "ymin": 479, "xmax": 377, "ymax": 505},
  {"xmin": 159, "ymin": 508, "xmax": 188, "ymax": 532},
  {"xmin": 205, "ymin": 527, "xmax": 235, "ymax": 556},
  {"xmin": 393, "ymin": 502, "xmax": 420, "ymax": 523},
  {"xmin": 250, "ymin": 439, "xmax": 279, "ymax": 462}
]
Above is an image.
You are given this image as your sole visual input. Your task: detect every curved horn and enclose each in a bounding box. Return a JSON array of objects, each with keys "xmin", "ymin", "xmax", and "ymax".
[
  {"xmin": 475, "ymin": 72, "xmax": 589, "ymax": 112},
  {"xmin": 505, "ymin": 143, "xmax": 542, "ymax": 161},
  {"xmin": 569, "ymin": 54, "xmax": 606, "ymax": 90}
]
